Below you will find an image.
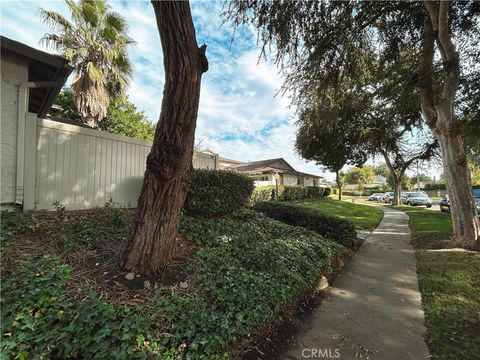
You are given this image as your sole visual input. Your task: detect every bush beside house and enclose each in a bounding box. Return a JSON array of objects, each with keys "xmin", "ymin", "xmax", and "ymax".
[
  {"xmin": 253, "ymin": 201, "xmax": 361, "ymax": 249},
  {"xmin": 184, "ymin": 170, "xmax": 254, "ymax": 216},
  {"xmin": 250, "ymin": 185, "xmax": 331, "ymax": 204}
]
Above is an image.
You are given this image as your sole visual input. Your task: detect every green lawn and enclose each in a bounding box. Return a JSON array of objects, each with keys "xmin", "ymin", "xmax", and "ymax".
[
  {"xmin": 394, "ymin": 206, "xmax": 480, "ymax": 360},
  {"xmin": 292, "ymin": 198, "xmax": 384, "ymax": 230}
]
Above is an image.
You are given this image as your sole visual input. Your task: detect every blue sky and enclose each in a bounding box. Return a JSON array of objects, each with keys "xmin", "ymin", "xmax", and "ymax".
[{"xmin": 1, "ymin": 0, "xmax": 331, "ymax": 178}]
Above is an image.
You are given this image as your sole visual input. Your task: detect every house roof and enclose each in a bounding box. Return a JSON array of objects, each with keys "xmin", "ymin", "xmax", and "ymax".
[
  {"xmin": 219, "ymin": 156, "xmax": 245, "ymax": 164},
  {"xmin": 1, "ymin": 36, "xmax": 73, "ymax": 118},
  {"xmin": 296, "ymin": 171, "xmax": 325, "ymax": 180},
  {"xmin": 372, "ymin": 175, "xmax": 387, "ymax": 184},
  {"xmin": 234, "ymin": 158, "xmax": 296, "ymax": 172},
  {"xmin": 234, "ymin": 158, "xmax": 323, "ymax": 179}
]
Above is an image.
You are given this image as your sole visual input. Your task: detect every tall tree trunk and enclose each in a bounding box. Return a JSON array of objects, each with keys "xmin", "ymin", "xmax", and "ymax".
[
  {"xmin": 392, "ymin": 176, "xmax": 402, "ymax": 206},
  {"xmin": 336, "ymin": 170, "xmax": 343, "ymax": 201},
  {"xmin": 380, "ymin": 147, "xmax": 401, "ymax": 205},
  {"xmin": 421, "ymin": 2, "xmax": 479, "ymax": 249},
  {"xmin": 122, "ymin": 1, "xmax": 208, "ymax": 273},
  {"xmin": 433, "ymin": 107, "xmax": 480, "ymax": 249}
]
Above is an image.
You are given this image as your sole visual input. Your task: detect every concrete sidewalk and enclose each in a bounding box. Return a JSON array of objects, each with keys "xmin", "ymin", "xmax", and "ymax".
[{"xmin": 280, "ymin": 207, "xmax": 430, "ymax": 360}]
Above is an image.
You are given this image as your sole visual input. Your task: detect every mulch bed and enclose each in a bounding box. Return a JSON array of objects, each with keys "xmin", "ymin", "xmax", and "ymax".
[{"xmin": 1, "ymin": 209, "xmax": 198, "ymax": 310}]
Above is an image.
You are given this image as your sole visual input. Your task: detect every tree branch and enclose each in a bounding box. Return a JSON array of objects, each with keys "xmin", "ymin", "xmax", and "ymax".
[
  {"xmin": 402, "ymin": 139, "xmax": 438, "ymax": 171},
  {"xmin": 437, "ymin": 1, "xmax": 460, "ymax": 103},
  {"xmin": 419, "ymin": 13, "xmax": 437, "ymax": 128}
]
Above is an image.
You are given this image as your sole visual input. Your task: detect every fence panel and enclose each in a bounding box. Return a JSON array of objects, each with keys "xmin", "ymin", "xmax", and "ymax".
[{"xmin": 35, "ymin": 118, "xmax": 218, "ymax": 210}]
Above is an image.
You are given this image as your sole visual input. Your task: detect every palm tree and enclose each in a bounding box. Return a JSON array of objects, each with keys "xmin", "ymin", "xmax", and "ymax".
[{"xmin": 40, "ymin": 0, "xmax": 135, "ymax": 127}]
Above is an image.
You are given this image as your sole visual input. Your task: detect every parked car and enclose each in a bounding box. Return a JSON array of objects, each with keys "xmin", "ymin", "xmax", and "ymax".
[
  {"xmin": 403, "ymin": 192, "xmax": 433, "ymax": 207},
  {"xmin": 383, "ymin": 192, "xmax": 395, "ymax": 204},
  {"xmin": 368, "ymin": 193, "xmax": 385, "ymax": 201},
  {"xmin": 439, "ymin": 194, "xmax": 450, "ymax": 212},
  {"xmin": 473, "ymin": 186, "xmax": 480, "ymax": 200},
  {"xmin": 440, "ymin": 191, "xmax": 480, "ymax": 217}
]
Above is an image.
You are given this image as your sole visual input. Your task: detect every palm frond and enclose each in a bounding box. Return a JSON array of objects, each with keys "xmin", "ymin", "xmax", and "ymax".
[
  {"xmin": 81, "ymin": 1, "xmax": 99, "ymax": 27},
  {"xmin": 41, "ymin": 0, "xmax": 135, "ymax": 123},
  {"xmin": 105, "ymin": 11, "xmax": 126, "ymax": 32},
  {"xmin": 86, "ymin": 0, "xmax": 107, "ymax": 16},
  {"xmin": 65, "ymin": 0, "xmax": 84, "ymax": 27},
  {"xmin": 39, "ymin": 9, "xmax": 73, "ymax": 32}
]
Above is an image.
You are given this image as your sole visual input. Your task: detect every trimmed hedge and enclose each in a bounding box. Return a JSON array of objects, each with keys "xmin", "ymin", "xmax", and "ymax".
[
  {"xmin": 250, "ymin": 185, "xmax": 330, "ymax": 204},
  {"xmin": 424, "ymin": 183, "xmax": 447, "ymax": 191},
  {"xmin": 250, "ymin": 186, "xmax": 274, "ymax": 205},
  {"xmin": 253, "ymin": 201, "xmax": 361, "ymax": 249},
  {"xmin": 282, "ymin": 186, "xmax": 307, "ymax": 201},
  {"xmin": 184, "ymin": 170, "xmax": 254, "ymax": 216},
  {"xmin": 307, "ymin": 187, "xmax": 325, "ymax": 198}
]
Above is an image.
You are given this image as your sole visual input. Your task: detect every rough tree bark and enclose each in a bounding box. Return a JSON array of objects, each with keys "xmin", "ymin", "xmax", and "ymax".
[
  {"xmin": 335, "ymin": 170, "xmax": 343, "ymax": 201},
  {"xmin": 122, "ymin": 1, "xmax": 209, "ymax": 273},
  {"xmin": 380, "ymin": 147, "xmax": 403, "ymax": 205},
  {"xmin": 420, "ymin": 1, "xmax": 479, "ymax": 249}
]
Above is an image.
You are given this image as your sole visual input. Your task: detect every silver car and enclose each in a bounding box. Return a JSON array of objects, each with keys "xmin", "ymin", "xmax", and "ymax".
[{"xmin": 403, "ymin": 192, "xmax": 433, "ymax": 207}]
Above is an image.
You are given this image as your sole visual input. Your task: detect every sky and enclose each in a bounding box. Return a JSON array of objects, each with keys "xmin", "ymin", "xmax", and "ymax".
[{"xmin": 0, "ymin": 0, "xmax": 336, "ymax": 179}]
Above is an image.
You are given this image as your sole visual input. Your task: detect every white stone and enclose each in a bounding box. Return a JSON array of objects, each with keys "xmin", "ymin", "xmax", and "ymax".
[
  {"xmin": 316, "ymin": 276, "xmax": 329, "ymax": 291},
  {"xmin": 124, "ymin": 272, "xmax": 135, "ymax": 280}
]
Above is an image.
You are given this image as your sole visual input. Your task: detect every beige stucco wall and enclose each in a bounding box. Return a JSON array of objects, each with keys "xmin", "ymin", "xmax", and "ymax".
[
  {"xmin": 303, "ymin": 177, "xmax": 314, "ymax": 187},
  {"xmin": 283, "ymin": 174, "xmax": 298, "ymax": 186},
  {"xmin": 1, "ymin": 50, "xmax": 28, "ymax": 204}
]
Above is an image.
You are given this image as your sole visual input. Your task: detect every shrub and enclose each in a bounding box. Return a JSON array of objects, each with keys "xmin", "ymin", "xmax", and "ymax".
[
  {"xmin": 306, "ymin": 187, "xmax": 325, "ymax": 198},
  {"xmin": 323, "ymin": 187, "xmax": 332, "ymax": 197},
  {"xmin": 343, "ymin": 190, "xmax": 363, "ymax": 196},
  {"xmin": 281, "ymin": 186, "xmax": 307, "ymax": 201},
  {"xmin": 250, "ymin": 185, "xmax": 329, "ymax": 204},
  {"xmin": 250, "ymin": 186, "xmax": 274, "ymax": 205},
  {"xmin": 424, "ymin": 183, "xmax": 447, "ymax": 191},
  {"xmin": 253, "ymin": 202, "xmax": 360, "ymax": 249},
  {"xmin": 184, "ymin": 170, "xmax": 254, "ymax": 216},
  {"xmin": 1, "ymin": 255, "xmax": 162, "ymax": 359},
  {"xmin": 176, "ymin": 212, "xmax": 344, "ymax": 356}
]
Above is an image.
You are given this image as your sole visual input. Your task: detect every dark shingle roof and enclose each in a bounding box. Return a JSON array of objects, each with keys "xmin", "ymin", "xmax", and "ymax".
[{"xmin": 233, "ymin": 158, "xmax": 295, "ymax": 172}]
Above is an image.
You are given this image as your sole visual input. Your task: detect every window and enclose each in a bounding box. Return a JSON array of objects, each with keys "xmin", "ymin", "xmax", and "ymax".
[{"xmin": 254, "ymin": 176, "xmax": 269, "ymax": 181}]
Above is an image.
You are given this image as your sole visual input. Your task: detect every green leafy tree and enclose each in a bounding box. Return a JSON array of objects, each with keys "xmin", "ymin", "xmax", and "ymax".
[
  {"xmin": 54, "ymin": 88, "xmax": 83, "ymax": 122},
  {"xmin": 100, "ymin": 98, "xmax": 155, "ymax": 142},
  {"xmin": 469, "ymin": 160, "xmax": 480, "ymax": 185},
  {"xmin": 345, "ymin": 166, "xmax": 375, "ymax": 192},
  {"xmin": 41, "ymin": 0, "xmax": 135, "ymax": 127},
  {"xmin": 225, "ymin": 1, "xmax": 480, "ymax": 249},
  {"xmin": 53, "ymin": 89, "xmax": 155, "ymax": 141},
  {"xmin": 295, "ymin": 87, "xmax": 369, "ymax": 201}
]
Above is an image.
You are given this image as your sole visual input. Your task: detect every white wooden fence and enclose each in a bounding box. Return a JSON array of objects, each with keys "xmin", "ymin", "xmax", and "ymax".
[{"xmin": 26, "ymin": 118, "xmax": 219, "ymax": 210}]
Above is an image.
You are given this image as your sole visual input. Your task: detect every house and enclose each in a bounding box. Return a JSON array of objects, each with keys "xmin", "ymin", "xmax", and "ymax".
[
  {"xmin": 232, "ymin": 158, "xmax": 325, "ymax": 188},
  {"xmin": 344, "ymin": 174, "xmax": 388, "ymax": 190},
  {"xmin": 1, "ymin": 36, "xmax": 73, "ymax": 207},
  {"xmin": 219, "ymin": 156, "xmax": 245, "ymax": 170},
  {"xmin": 368, "ymin": 175, "xmax": 387, "ymax": 188},
  {"xmin": 1, "ymin": 36, "xmax": 219, "ymax": 211}
]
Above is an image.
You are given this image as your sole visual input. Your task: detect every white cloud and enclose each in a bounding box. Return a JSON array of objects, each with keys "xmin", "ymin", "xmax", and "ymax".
[{"xmin": 0, "ymin": 0, "xmax": 329, "ymax": 178}]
